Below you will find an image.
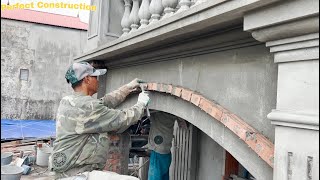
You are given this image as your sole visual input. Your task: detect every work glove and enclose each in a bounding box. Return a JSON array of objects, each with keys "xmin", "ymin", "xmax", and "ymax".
[
  {"xmin": 126, "ymin": 78, "xmax": 145, "ymax": 90},
  {"xmin": 138, "ymin": 91, "xmax": 150, "ymax": 106}
]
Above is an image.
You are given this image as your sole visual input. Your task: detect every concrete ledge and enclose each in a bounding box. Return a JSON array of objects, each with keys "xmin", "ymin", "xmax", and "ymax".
[
  {"xmin": 265, "ymin": 33, "xmax": 319, "ymax": 63},
  {"xmin": 249, "ymin": 15, "xmax": 319, "ymax": 42},
  {"xmin": 268, "ymin": 110, "xmax": 319, "ymax": 130},
  {"xmin": 244, "ymin": 0, "xmax": 319, "ymax": 31},
  {"xmin": 74, "ymin": 0, "xmax": 283, "ymax": 62}
]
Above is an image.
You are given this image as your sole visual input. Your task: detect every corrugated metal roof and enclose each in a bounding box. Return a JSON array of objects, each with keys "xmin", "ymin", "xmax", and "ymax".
[{"xmin": 1, "ymin": 9, "xmax": 88, "ymax": 30}]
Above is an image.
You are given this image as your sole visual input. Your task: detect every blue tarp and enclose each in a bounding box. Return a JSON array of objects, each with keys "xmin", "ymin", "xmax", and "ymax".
[{"xmin": 1, "ymin": 119, "xmax": 56, "ymax": 140}]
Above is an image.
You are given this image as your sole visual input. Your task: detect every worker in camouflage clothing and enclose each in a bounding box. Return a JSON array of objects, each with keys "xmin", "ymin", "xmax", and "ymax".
[{"xmin": 49, "ymin": 62, "xmax": 150, "ymax": 179}]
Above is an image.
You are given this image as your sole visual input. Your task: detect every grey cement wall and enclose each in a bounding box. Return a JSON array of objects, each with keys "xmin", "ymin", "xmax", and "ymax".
[
  {"xmin": 105, "ymin": 43, "xmax": 277, "ymax": 142},
  {"xmin": 104, "ymin": 37, "xmax": 277, "ymax": 178},
  {"xmin": 1, "ymin": 19, "xmax": 87, "ymax": 120},
  {"xmin": 196, "ymin": 131, "xmax": 224, "ymax": 180}
]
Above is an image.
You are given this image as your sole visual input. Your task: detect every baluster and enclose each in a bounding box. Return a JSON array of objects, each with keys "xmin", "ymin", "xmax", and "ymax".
[
  {"xmin": 149, "ymin": 0, "xmax": 164, "ymax": 23},
  {"xmin": 194, "ymin": 0, "xmax": 206, "ymax": 6},
  {"xmin": 129, "ymin": 0, "xmax": 140, "ymax": 32},
  {"xmin": 162, "ymin": 0, "xmax": 179, "ymax": 18},
  {"xmin": 176, "ymin": 0, "xmax": 191, "ymax": 13},
  {"xmin": 175, "ymin": 0, "xmax": 181, "ymax": 12},
  {"xmin": 121, "ymin": 0, "xmax": 132, "ymax": 35},
  {"xmin": 190, "ymin": 0, "xmax": 196, "ymax": 7},
  {"xmin": 138, "ymin": 0, "xmax": 151, "ymax": 28}
]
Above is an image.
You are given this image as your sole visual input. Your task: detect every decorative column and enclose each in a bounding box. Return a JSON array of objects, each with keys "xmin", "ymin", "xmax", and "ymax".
[
  {"xmin": 121, "ymin": 0, "xmax": 132, "ymax": 36},
  {"xmin": 244, "ymin": 1, "xmax": 319, "ymax": 179},
  {"xmin": 162, "ymin": 0, "xmax": 179, "ymax": 18},
  {"xmin": 138, "ymin": 0, "xmax": 151, "ymax": 28},
  {"xmin": 266, "ymin": 32, "xmax": 319, "ymax": 180},
  {"xmin": 129, "ymin": 0, "xmax": 141, "ymax": 32},
  {"xmin": 176, "ymin": 0, "xmax": 191, "ymax": 13},
  {"xmin": 149, "ymin": 0, "xmax": 164, "ymax": 23}
]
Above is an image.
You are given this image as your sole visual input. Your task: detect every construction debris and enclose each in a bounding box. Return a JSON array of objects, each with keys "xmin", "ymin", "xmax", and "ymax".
[{"xmin": 1, "ymin": 138, "xmax": 55, "ymax": 180}]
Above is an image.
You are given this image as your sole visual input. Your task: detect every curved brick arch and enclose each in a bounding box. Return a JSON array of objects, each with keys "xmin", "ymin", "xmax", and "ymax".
[{"xmin": 144, "ymin": 82, "xmax": 274, "ymax": 168}]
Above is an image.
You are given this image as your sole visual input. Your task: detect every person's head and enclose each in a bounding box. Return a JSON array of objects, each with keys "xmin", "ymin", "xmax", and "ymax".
[{"xmin": 65, "ymin": 62, "xmax": 107, "ymax": 95}]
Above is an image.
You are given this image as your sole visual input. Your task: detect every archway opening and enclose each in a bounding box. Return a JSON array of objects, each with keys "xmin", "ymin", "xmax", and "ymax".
[{"xmin": 126, "ymin": 110, "xmax": 256, "ymax": 180}]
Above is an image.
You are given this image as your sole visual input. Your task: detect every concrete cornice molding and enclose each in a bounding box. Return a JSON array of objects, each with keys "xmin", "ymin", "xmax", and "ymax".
[
  {"xmin": 268, "ymin": 110, "xmax": 319, "ymax": 130},
  {"xmin": 249, "ymin": 15, "xmax": 319, "ymax": 43},
  {"xmin": 75, "ymin": 0, "xmax": 283, "ymax": 62},
  {"xmin": 105, "ymin": 36, "xmax": 261, "ymax": 69},
  {"xmin": 265, "ymin": 32, "xmax": 319, "ymax": 63}
]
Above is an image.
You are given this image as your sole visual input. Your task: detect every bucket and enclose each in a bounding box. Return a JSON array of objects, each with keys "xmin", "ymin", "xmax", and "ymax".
[
  {"xmin": 36, "ymin": 146, "xmax": 53, "ymax": 166},
  {"xmin": 1, "ymin": 152, "xmax": 13, "ymax": 166},
  {"xmin": 21, "ymin": 165, "xmax": 31, "ymax": 175},
  {"xmin": 1, "ymin": 165, "xmax": 24, "ymax": 180}
]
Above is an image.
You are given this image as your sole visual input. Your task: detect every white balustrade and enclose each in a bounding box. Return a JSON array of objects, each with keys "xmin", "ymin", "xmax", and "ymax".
[
  {"xmin": 194, "ymin": 0, "xmax": 206, "ymax": 6},
  {"xmin": 121, "ymin": 0, "xmax": 195, "ymax": 35},
  {"xmin": 129, "ymin": 0, "xmax": 141, "ymax": 32},
  {"xmin": 190, "ymin": 0, "xmax": 196, "ymax": 6},
  {"xmin": 139, "ymin": 0, "xmax": 151, "ymax": 28},
  {"xmin": 177, "ymin": 0, "xmax": 191, "ymax": 12},
  {"xmin": 162, "ymin": 0, "xmax": 179, "ymax": 18},
  {"xmin": 121, "ymin": 0, "xmax": 132, "ymax": 35},
  {"xmin": 149, "ymin": 0, "xmax": 164, "ymax": 23}
]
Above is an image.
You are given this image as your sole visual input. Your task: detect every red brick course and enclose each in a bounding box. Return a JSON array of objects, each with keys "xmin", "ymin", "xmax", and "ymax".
[
  {"xmin": 145, "ymin": 82, "xmax": 275, "ymax": 168},
  {"xmin": 105, "ymin": 134, "xmax": 122, "ymax": 173}
]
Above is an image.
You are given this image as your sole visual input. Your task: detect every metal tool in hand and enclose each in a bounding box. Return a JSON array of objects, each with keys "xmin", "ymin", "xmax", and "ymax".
[
  {"xmin": 135, "ymin": 84, "xmax": 150, "ymax": 134},
  {"xmin": 140, "ymin": 84, "xmax": 150, "ymax": 118}
]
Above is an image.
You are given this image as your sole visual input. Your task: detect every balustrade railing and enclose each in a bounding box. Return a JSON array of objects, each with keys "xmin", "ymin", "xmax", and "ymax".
[{"xmin": 121, "ymin": 0, "xmax": 207, "ymax": 36}]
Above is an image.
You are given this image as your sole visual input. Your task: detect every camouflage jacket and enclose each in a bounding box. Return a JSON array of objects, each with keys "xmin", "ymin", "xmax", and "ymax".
[
  {"xmin": 49, "ymin": 86, "xmax": 145, "ymax": 178},
  {"xmin": 147, "ymin": 112, "xmax": 177, "ymax": 154}
]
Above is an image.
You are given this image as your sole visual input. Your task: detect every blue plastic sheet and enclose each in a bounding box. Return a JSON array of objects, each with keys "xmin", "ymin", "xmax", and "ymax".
[{"xmin": 1, "ymin": 119, "xmax": 56, "ymax": 140}]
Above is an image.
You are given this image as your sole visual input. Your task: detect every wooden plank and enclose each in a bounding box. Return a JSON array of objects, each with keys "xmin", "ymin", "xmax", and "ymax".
[{"xmin": 1, "ymin": 142, "xmax": 37, "ymax": 148}]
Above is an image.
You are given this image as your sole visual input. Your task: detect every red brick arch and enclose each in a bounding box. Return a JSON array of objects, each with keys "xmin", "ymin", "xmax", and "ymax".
[{"xmin": 145, "ymin": 83, "xmax": 274, "ymax": 168}]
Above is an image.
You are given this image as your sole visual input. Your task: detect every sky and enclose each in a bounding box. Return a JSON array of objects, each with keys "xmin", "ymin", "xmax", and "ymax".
[{"xmin": 1, "ymin": 0, "xmax": 91, "ymax": 23}]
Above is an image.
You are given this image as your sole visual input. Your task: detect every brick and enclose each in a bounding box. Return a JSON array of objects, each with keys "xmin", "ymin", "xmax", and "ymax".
[
  {"xmin": 146, "ymin": 83, "xmax": 153, "ymax": 91},
  {"xmin": 190, "ymin": 93, "xmax": 202, "ymax": 106},
  {"xmin": 161, "ymin": 84, "xmax": 173, "ymax": 94},
  {"xmin": 165, "ymin": 84, "xmax": 173, "ymax": 94},
  {"xmin": 107, "ymin": 159, "xmax": 120, "ymax": 165},
  {"xmin": 245, "ymin": 135, "xmax": 274, "ymax": 167},
  {"xmin": 172, "ymin": 86, "xmax": 182, "ymax": 97},
  {"xmin": 158, "ymin": 84, "xmax": 167, "ymax": 92},
  {"xmin": 105, "ymin": 163, "xmax": 121, "ymax": 173},
  {"xmin": 109, "ymin": 135, "xmax": 120, "ymax": 141},
  {"xmin": 109, "ymin": 153, "xmax": 121, "ymax": 159},
  {"xmin": 229, "ymin": 113, "xmax": 256, "ymax": 132},
  {"xmin": 199, "ymin": 98, "xmax": 223, "ymax": 121},
  {"xmin": 181, "ymin": 88, "xmax": 193, "ymax": 101},
  {"xmin": 199, "ymin": 98, "xmax": 212, "ymax": 113},
  {"xmin": 221, "ymin": 113, "xmax": 249, "ymax": 140},
  {"xmin": 150, "ymin": 83, "xmax": 157, "ymax": 91}
]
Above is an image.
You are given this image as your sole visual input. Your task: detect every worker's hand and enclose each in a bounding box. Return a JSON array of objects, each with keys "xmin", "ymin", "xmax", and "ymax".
[
  {"xmin": 127, "ymin": 78, "xmax": 145, "ymax": 90},
  {"xmin": 138, "ymin": 91, "xmax": 150, "ymax": 106}
]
